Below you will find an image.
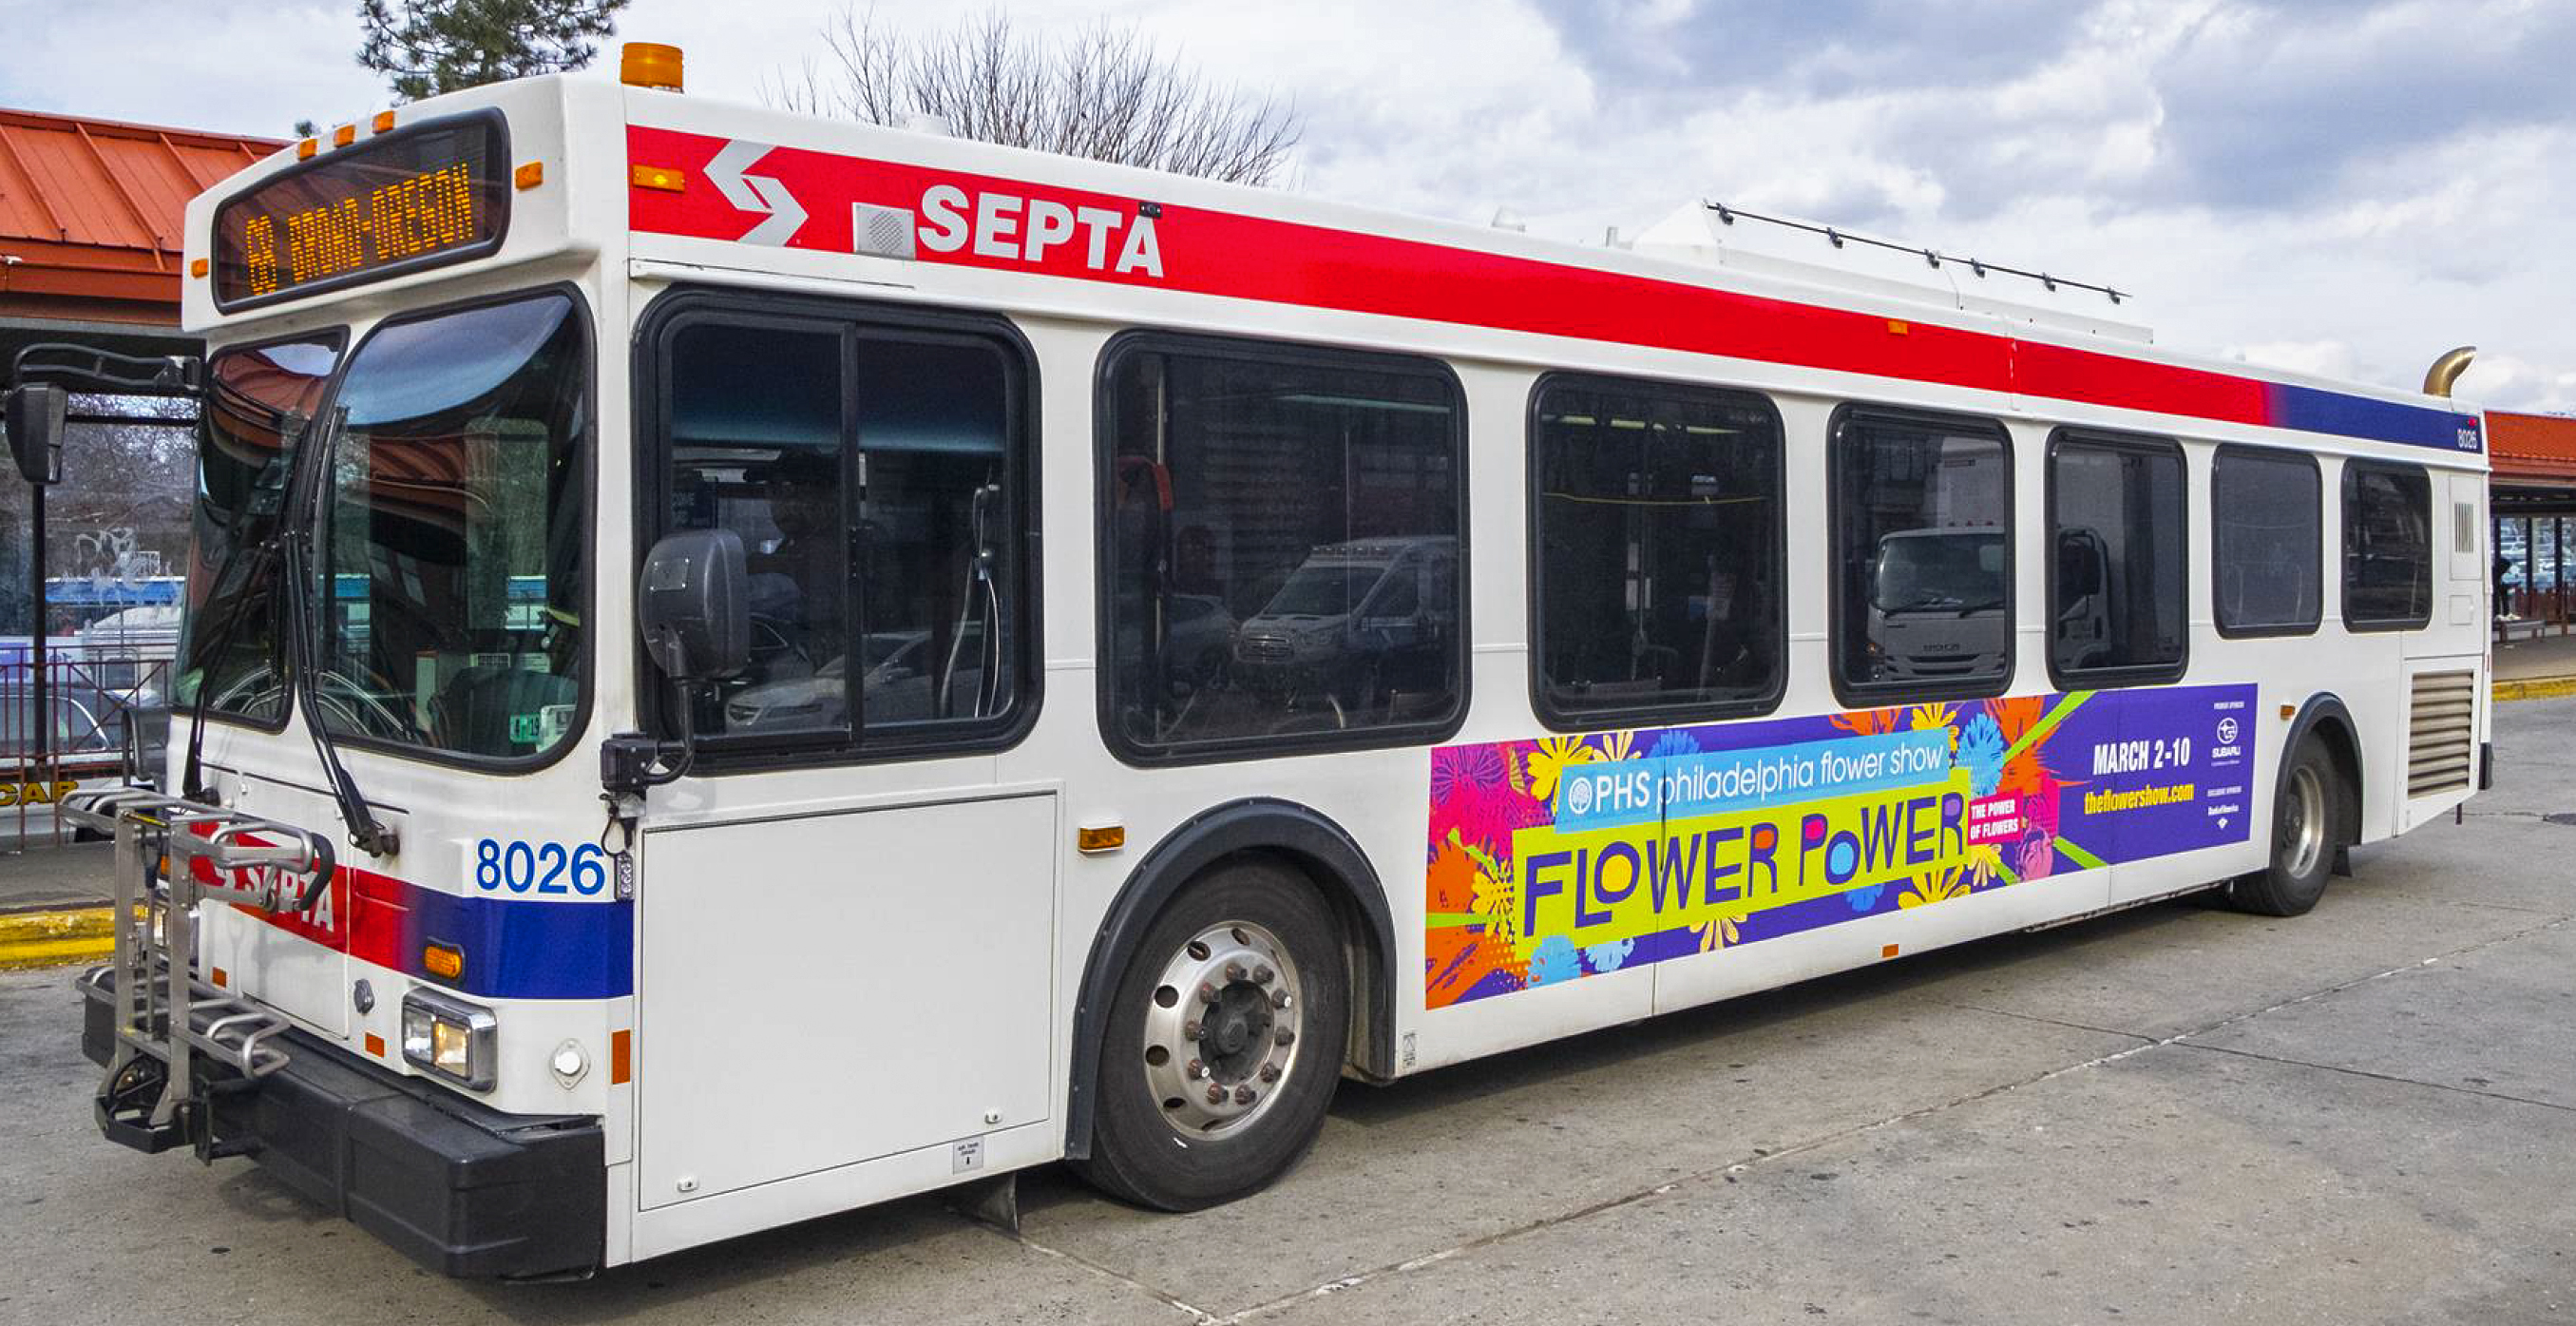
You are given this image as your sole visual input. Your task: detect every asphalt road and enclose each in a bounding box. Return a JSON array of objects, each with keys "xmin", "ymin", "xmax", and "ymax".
[{"xmin": 2, "ymin": 701, "xmax": 2571, "ymax": 1325}]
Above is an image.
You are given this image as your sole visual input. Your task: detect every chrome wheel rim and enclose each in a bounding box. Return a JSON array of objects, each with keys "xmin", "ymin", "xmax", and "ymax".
[
  {"xmin": 1141, "ymin": 921, "xmax": 1305, "ymax": 1138},
  {"xmin": 2281, "ymin": 763, "xmax": 2326, "ymax": 879}
]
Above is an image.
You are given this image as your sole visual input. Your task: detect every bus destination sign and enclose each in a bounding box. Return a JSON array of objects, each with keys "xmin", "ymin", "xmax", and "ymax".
[{"xmin": 212, "ymin": 115, "xmax": 508, "ymax": 309}]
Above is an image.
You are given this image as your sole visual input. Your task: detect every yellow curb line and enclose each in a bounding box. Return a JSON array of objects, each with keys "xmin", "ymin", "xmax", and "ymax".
[
  {"xmin": 2494, "ymin": 675, "xmax": 2576, "ymax": 702},
  {"xmin": 0, "ymin": 907, "xmax": 113, "ymax": 971}
]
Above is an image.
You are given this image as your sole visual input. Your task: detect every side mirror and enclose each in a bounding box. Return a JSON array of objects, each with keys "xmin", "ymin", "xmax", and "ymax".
[
  {"xmin": 5, "ymin": 384, "xmax": 67, "ymax": 485},
  {"xmin": 639, "ymin": 528, "xmax": 750, "ymax": 682}
]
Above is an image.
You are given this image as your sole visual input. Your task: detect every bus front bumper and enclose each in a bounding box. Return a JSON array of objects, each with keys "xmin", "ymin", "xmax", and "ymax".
[{"xmin": 78, "ymin": 973, "xmax": 604, "ymax": 1279}]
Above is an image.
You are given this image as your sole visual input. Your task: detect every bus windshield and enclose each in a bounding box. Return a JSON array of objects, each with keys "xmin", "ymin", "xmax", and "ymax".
[
  {"xmin": 176, "ymin": 336, "xmax": 342, "ymax": 721},
  {"xmin": 310, "ymin": 292, "xmax": 588, "ymax": 760}
]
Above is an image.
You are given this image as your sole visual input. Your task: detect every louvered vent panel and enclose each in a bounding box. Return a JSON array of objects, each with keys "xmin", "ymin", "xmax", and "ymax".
[{"xmin": 2406, "ymin": 670, "xmax": 2477, "ymax": 798}]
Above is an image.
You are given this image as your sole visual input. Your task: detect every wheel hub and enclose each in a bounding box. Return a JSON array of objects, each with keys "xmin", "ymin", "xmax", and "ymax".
[{"xmin": 1141, "ymin": 921, "xmax": 1304, "ymax": 1137}]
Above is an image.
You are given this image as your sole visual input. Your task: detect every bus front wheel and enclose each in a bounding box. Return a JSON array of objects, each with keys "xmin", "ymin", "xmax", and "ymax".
[
  {"xmin": 2226, "ymin": 740, "xmax": 2341, "ymax": 917},
  {"xmin": 1074, "ymin": 858, "xmax": 1349, "ymax": 1211}
]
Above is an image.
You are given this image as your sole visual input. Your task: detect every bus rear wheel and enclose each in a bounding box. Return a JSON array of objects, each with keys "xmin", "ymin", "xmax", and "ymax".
[
  {"xmin": 2226, "ymin": 740, "xmax": 2341, "ymax": 917},
  {"xmin": 1074, "ymin": 858, "xmax": 1348, "ymax": 1211}
]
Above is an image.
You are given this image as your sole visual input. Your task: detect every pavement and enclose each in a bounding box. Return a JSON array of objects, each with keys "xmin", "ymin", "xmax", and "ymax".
[
  {"xmin": 0, "ymin": 704, "xmax": 2569, "ymax": 1324},
  {"xmin": 2495, "ymin": 630, "xmax": 2576, "ymax": 699}
]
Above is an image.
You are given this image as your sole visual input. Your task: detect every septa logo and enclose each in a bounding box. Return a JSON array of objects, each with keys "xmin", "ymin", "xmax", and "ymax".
[{"xmin": 916, "ymin": 184, "xmax": 1164, "ymax": 278}]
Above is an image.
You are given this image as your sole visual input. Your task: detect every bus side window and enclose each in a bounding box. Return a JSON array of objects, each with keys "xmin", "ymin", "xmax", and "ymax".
[
  {"xmin": 663, "ymin": 319, "xmax": 850, "ymax": 742},
  {"xmin": 2343, "ymin": 460, "xmax": 2433, "ymax": 631},
  {"xmin": 1100, "ymin": 337, "xmax": 1464, "ymax": 759},
  {"xmin": 653, "ymin": 303, "xmax": 1030, "ymax": 757},
  {"xmin": 1828, "ymin": 408, "xmax": 2011, "ymax": 701},
  {"xmin": 2048, "ymin": 432, "xmax": 2186, "ymax": 684},
  {"xmin": 2211, "ymin": 445, "xmax": 2322, "ymax": 637},
  {"xmin": 1530, "ymin": 375, "xmax": 1784, "ymax": 727}
]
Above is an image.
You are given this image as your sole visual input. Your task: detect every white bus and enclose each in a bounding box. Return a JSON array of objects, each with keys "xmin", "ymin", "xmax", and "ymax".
[{"xmin": 35, "ymin": 46, "xmax": 2490, "ymax": 1278}]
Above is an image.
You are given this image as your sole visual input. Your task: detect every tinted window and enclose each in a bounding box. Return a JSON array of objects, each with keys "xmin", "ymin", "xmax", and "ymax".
[
  {"xmin": 315, "ymin": 294, "xmax": 585, "ymax": 759},
  {"xmin": 1532, "ymin": 376, "xmax": 1782, "ymax": 723},
  {"xmin": 2051, "ymin": 435, "xmax": 2186, "ymax": 681},
  {"xmin": 1103, "ymin": 339, "xmax": 1461, "ymax": 757},
  {"xmin": 2343, "ymin": 461, "xmax": 2432, "ymax": 628},
  {"xmin": 1832, "ymin": 412, "xmax": 2011, "ymax": 695},
  {"xmin": 658, "ymin": 311, "xmax": 1028, "ymax": 753},
  {"xmin": 2212, "ymin": 448, "xmax": 2321, "ymax": 635}
]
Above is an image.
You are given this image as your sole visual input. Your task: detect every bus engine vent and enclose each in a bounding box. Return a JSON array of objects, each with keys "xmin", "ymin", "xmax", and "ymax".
[{"xmin": 2405, "ymin": 669, "xmax": 2476, "ymax": 798}]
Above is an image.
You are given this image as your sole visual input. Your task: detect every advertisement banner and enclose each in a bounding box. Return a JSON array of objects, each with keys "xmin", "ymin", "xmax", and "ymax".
[{"xmin": 1425, "ymin": 684, "xmax": 2257, "ymax": 1009}]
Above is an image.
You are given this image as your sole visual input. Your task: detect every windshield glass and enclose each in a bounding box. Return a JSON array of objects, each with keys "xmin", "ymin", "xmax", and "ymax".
[
  {"xmin": 312, "ymin": 293, "xmax": 587, "ymax": 759},
  {"xmin": 1260, "ymin": 564, "xmax": 1386, "ymax": 618},
  {"xmin": 176, "ymin": 336, "xmax": 342, "ymax": 721},
  {"xmin": 1874, "ymin": 531, "xmax": 2006, "ymax": 611}
]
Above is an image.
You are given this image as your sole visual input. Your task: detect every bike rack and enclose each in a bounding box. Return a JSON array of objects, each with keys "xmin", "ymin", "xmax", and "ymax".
[{"xmin": 61, "ymin": 787, "xmax": 335, "ymax": 1151}]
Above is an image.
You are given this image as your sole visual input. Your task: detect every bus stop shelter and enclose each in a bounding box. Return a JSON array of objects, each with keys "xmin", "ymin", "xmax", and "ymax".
[{"xmin": 2489, "ymin": 410, "xmax": 2576, "ymax": 638}]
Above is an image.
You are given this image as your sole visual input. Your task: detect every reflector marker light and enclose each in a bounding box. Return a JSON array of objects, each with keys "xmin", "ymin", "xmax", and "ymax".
[{"xmin": 631, "ymin": 163, "xmax": 684, "ymax": 192}]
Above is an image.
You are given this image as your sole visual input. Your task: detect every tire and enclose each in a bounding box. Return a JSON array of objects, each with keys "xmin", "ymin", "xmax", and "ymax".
[
  {"xmin": 2225, "ymin": 740, "xmax": 2341, "ymax": 916},
  {"xmin": 1072, "ymin": 857, "xmax": 1349, "ymax": 1211}
]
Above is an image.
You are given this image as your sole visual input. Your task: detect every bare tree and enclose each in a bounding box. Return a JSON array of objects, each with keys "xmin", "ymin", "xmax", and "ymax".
[{"xmin": 769, "ymin": 8, "xmax": 1301, "ymax": 187}]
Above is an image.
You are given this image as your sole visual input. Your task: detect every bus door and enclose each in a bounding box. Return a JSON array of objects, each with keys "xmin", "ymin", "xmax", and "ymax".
[{"xmin": 631, "ymin": 300, "xmax": 1053, "ymax": 1209}]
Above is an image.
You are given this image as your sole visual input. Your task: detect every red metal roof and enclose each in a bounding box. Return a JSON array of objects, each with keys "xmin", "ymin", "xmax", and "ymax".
[
  {"xmin": 2490, "ymin": 411, "xmax": 2576, "ymax": 485},
  {"xmin": 0, "ymin": 107, "xmax": 283, "ymax": 325}
]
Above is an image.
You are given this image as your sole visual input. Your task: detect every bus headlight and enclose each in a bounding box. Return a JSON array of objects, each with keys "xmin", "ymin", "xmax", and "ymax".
[{"xmin": 401, "ymin": 989, "xmax": 498, "ymax": 1091}]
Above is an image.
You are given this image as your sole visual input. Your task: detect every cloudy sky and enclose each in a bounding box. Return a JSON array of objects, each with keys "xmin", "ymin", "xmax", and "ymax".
[{"xmin": 3, "ymin": 0, "xmax": 2569, "ymax": 411}]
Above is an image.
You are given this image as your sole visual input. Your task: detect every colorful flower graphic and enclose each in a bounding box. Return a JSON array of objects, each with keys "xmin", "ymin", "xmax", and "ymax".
[
  {"xmin": 1829, "ymin": 706, "xmax": 1904, "ymax": 738},
  {"xmin": 1844, "ymin": 883, "xmax": 1886, "ymax": 911},
  {"xmin": 1425, "ymin": 832, "xmax": 1526, "ymax": 1007},
  {"xmin": 1514, "ymin": 735, "xmax": 1598, "ymax": 805},
  {"xmin": 1649, "ymin": 729, "xmax": 1701, "ymax": 759},
  {"xmin": 1956, "ymin": 712, "xmax": 2009, "ymax": 797},
  {"xmin": 1899, "ymin": 867, "xmax": 1973, "ymax": 909},
  {"xmin": 1696, "ymin": 913, "xmax": 1741, "ymax": 951},
  {"xmin": 1528, "ymin": 935, "xmax": 1583, "ymax": 986},
  {"xmin": 1592, "ymin": 729, "xmax": 1638, "ymax": 762},
  {"xmin": 1585, "ymin": 937, "xmax": 1637, "ymax": 972}
]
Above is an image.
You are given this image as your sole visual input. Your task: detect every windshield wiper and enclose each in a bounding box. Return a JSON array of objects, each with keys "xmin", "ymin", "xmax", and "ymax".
[
  {"xmin": 281, "ymin": 407, "xmax": 400, "ymax": 857},
  {"xmin": 180, "ymin": 409, "xmax": 302, "ymax": 803}
]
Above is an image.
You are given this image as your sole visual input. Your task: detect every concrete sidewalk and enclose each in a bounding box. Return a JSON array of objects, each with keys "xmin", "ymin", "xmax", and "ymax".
[{"xmin": 2494, "ymin": 631, "xmax": 2576, "ymax": 701}]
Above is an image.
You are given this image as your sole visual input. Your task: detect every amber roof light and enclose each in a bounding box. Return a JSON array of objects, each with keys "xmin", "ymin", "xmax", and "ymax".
[{"xmin": 620, "ymin": 43, "xmax": 684, "ymax": 91}]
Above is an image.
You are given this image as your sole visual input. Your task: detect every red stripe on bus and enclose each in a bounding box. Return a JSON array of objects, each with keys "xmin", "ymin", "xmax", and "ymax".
[{"xmin": 625, "ymin": 125, "xmax": 2279, "ymax": 432}]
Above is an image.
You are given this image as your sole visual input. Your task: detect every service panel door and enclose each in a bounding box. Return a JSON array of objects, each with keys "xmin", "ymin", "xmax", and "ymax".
[{"xmin": 638, "ymin": 793, "xmax": 1057, "ymax": 1208}]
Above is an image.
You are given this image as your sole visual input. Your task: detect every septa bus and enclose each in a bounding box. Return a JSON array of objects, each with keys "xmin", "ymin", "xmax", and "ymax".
[{"xmin": 29, "ymin": 43, "xmax": 2490, "ymax": 1278}]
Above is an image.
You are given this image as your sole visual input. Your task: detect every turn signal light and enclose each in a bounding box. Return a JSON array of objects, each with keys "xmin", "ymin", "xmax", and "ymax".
[
  {"xmin": 1077, "ymin": 823, "xmax": 1126, "ymax": 854},
  {"xmin": 423, "ymin": 941, "xmax": 464, "ymax": 980}
]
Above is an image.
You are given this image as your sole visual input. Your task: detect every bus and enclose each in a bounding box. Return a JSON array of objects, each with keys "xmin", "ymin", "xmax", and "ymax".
[{"xmin": 30, "ymin": 44, "xmax": 2490, "ymax": 1278}]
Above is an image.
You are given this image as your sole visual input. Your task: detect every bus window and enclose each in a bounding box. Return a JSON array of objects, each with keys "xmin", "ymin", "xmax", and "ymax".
[
  {"xmin": 1831, "ymin": 409, "xmax": 2012, "ymax": 699},
  {"xmin": 2343, "ymin": 460, "xmax": 2433, "ymax": 630},
  {"xmin": 1531, "ymin": 375, "xmax": 1783, "ymax": 726},
  {"xmin": 1101, "ymin": 336, "xmax": 1463, "ymax": 759},
  {"xmin": 178, "ymin": 334, "xmax": 342, "ymax": 725},
  {"xmin": 657, "ymin": 305, "xmax": 1029, "ymax": 754},
  {"xmin": 2212, "ymin": 446, "xmax": 2322, "ymax": 636},
  {"xmin": 664, "ymin": 320, "xmax": 847, "ymax": 740},
  {"xmin": 315, "ymin": 292, "xmax": 586, "ymax": 761},
  {"xmin": 2049, "ymin": 432, "xmax": 2186, "ymax": 683}
]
